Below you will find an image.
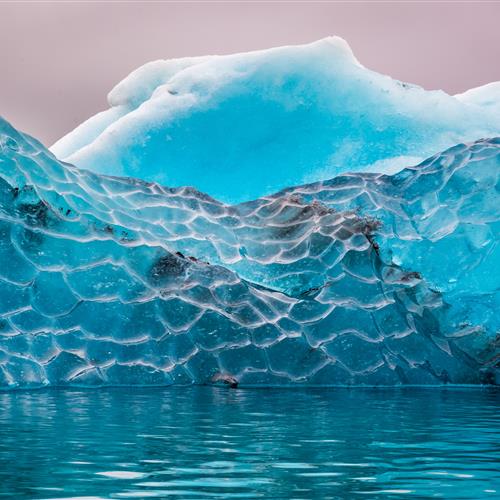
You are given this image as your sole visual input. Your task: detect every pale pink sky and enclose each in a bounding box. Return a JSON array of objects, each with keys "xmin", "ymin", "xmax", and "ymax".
[{"xmin": 1, "ymin": 1, "xmax": 499, "ymax": 146}]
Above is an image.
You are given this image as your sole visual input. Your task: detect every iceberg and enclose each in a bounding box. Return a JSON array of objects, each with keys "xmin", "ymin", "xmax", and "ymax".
[
  {"xmin": 0, "ymin": 117, "xmax": 498, "ymax": 388},
  {"xmin": 51, "ymin": 37, "xmax": 500, "ymax": 203}
]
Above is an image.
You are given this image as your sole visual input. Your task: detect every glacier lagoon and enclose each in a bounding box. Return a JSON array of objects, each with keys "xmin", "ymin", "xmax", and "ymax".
[
  {"xmin": 1, "ymin": 33, "xmax": 500, "ymax": 500},
  {"xmin": 0, "ymin": 387, "xmax": 499, "ymax": 498}
]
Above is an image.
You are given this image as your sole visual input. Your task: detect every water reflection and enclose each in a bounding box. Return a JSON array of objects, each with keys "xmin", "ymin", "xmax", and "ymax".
[{"xmin": 0, "ymin": 387, "xmax": 498, "ymax": 499}]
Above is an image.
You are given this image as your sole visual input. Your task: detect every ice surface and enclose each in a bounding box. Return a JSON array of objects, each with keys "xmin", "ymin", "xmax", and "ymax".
[
  {"xmin": 51, "ymin": 37, "xmax": 500, "ymax": 203},
  {"xmin": 455, "ymin": 82, "xmax": 500, "ymax": 112},
  {"xmin": 0, "ymin": 117, "xmax": 498, "ymax": 388}
]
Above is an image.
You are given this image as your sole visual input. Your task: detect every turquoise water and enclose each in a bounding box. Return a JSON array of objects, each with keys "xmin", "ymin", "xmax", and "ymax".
[{"xmin": 0, "ymin": 388, "xmax": 498, "ymax": 499}]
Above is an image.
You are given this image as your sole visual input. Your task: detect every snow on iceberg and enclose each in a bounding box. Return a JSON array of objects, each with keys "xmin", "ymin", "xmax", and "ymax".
[
  {"xmin": 0, "ymin": 117, "xmax": 498, "ymax": 388},
  {"xmin": 51, "ymin": 37, "xmax": 500, "ymax": 203},
  {"xmin": 455, "ymin": 81, "xmax": 500, "ymax": 112}
]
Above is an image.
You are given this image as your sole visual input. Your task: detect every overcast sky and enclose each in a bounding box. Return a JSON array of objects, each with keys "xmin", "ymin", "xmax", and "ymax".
[{"xmin": 1, "ymin": 1, "xmax": 499, "ymax": 146}]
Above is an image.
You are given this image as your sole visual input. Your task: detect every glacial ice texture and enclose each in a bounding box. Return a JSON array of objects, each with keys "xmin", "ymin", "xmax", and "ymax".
[
  {"xmin": 0, "ymin": 117, "xmax": 498, "ymax": 388},
  {"xmin": 51, "ymin": 37, "xmax": 500, "ymax": 203}
]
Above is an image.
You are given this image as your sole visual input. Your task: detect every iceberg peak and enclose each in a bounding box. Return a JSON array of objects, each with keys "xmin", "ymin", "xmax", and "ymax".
[
  {"xmin": 51, "ymin": 37, "xmax": 500, "ymax": 203},
  {"xmin": 107, "ymin": 37, "xmax": 359, "ymax": 110}
]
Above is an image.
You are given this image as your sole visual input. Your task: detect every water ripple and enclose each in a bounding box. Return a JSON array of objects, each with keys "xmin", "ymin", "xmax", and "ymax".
[{"xmin": 0, "ymin": 387, "xmax": 498, "ymax": 499}]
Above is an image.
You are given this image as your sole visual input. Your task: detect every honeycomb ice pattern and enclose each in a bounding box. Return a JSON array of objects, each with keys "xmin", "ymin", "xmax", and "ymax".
[{"xmin": 0, "ymin": 118, "xmax": 498, "ymax": 388}]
